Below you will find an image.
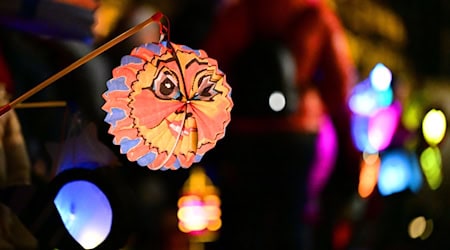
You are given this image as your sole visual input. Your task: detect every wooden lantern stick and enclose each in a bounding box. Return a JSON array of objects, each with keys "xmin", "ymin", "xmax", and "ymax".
[
  {"xmin": 15, "ymin": 101, "xmax": 67, "ymax": 109},
  {"xmin": 0, "ymin": 11, "xmax": 164, "ymax": 116}
]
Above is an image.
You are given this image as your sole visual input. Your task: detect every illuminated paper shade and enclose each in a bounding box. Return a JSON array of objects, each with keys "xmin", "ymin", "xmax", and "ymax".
[{"xmin": 102, "ymin": 41, "xmax": 233, "ymax": 170}]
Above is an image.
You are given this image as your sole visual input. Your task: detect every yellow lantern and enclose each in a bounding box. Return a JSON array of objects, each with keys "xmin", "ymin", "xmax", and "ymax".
[{"xmin": 177, "ymin": 166, "xmax": 221, "ymax": 244}]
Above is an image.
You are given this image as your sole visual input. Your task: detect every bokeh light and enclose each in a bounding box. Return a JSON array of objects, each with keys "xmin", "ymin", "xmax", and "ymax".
[
  {"xmin": 268, "ymin": 91, "xmax": 286, "ymax": 112},
  {"xmin": 349, "ymin": 63, "xmax": 398, "ymax": 154},
  {"xmin": 377, "ymin": 149, "xmax": 422, "ymax": 196},
  {"xmin": 375, "ymin": 87, "xmax": 394, "ymax": 108},
  {"xmin": 367, "ymin": 102, "xmax": 401, "ymax": 152},
  {"xmin": 369, "ymin": 63, "xmax": 392, "ymax": 91},
  {"xmin": 349, "ymin": 83, "xmax": 379, "ymax": 116},
  {"xmin": 358, "ymin": 152, "xmax": 380, "ymax": 198},
  {"xmin": 419, "ymin": 146, "xmax": 442, "ymax": 190},
  {"xmin": 408, "ymin": 216, "xmax": 427, "ymax": 239},
  {"xmin": 351, "ymin": 115, "xmax": 373, "ymax": 153},
  {"xmin": 408, "ymin": 216, "xmax": 434, "ymax": 240},
  {"xmin": 177, "ymin": 194, "xmax": 222, "ymax": 233},
  {"xmin": 402, "ymin": 100, "xmax": 423, "ymax": 131},
  {"xmin": 178, "ymin": 195, "xmax": 209, "ymax": 232},
  {"xmin": 422, "ymin": 109, "xmax": 447, "ymax": 146}
]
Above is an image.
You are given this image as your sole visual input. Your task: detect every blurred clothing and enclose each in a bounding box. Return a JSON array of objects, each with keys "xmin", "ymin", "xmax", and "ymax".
[
  {"xmin": 202, "ymin": 0, "xmax": 359, "ymax": 249},
  {"xmin": 0, "ymin": 50, "xmax": 31, "ymax": 189},
  {"xmin": 0, "ymin": 202, "xmax": 37, "ymax": 249},
  {"xmin": 203, "ymin": 0, "xmax": 355, "ymax": 136},
  {"xmin": 0, "ymin": 47, "xmax": 35, "ymax": 250},
  {"xmin": 207, "ymin": 133, "xmax": 316, "ymax": 250}
]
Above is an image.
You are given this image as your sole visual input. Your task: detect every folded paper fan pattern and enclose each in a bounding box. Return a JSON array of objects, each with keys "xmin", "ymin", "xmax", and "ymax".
[{"xmin": 102, "ymin": 41, "xmax": 233, "ymax": 170}]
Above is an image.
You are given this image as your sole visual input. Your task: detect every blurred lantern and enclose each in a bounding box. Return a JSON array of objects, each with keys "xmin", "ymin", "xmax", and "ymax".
[
  {"xmin": 49, "ymin": 167, "xmax": 136, "ymax": 249},
  {"xmin": 177, "ymin": 166, "xmax": 221, "ymax": 247},
  {"xmin": 377, "ymin": 148, "xmax": 422, "ymax": 196},
  {"xmin": 54, "ymin": 180, "xmax": 112, "ymax": 249},
  {"xmin": 349, "ymin": 63, "xmax": 399, "ymax": 153}
]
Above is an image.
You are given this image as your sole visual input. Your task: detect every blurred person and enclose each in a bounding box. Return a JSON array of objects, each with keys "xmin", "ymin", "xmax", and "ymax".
[
  {"xmin": 0, "ymin": 0, "xmax": 114, "ymax": 248},
  {"xmin": 201, "ymin": 0, "xmax": 360, "ymax": 249},
  {"xmin": 0, "ymin": 0, "xmax": 111, "ymax": 176},
  {"xmin": 0, "ymin": 58, "xmax": 31, "ymax": 189},
  {"xmin": 0, "ymin": 52, "xmax": 36, "ymax": 249}
]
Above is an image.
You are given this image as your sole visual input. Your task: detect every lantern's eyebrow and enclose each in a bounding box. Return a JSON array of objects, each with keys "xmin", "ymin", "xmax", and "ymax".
[
  {"xmin": 186, "ymin": 58, "xmax": 208, "ymax": 69},
  {"xmin": 154, "ymin": 57, "xmax": 177, "ymax": 68}
]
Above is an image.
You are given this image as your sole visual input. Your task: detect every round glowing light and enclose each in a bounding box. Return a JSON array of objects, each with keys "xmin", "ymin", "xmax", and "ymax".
[
  {"xmin": 204, "ymin": 194, "xmax": 221, "ymax": 206},
  {"xmin": 177, "ymin": 194, "xmax": 222, "ymax": 233},
  {"xmin": 269, "ymin": 91, "xmax": 286, "ymax": 112},
  {"xmin": 369, "ymin": 63, "xmax": 392, "ymax": 91},
  {"xmin": 177, "ymin": 205, "xmax": 209, "ymax": 231},
  {"xmin": 422, "ymin": 109, "xmax": 447, "ymax": 146},
  {"xmin": 378, "ymin": 160, "xmax": 408, "ymax": 196},
  {"xmin": 408, "ymin": 216, "xmax": 433, "ymax": 240},
  {"xmin": 419, "ymin": 146, "xmax": 442, "ymax": 190},
  {"xmin": 207, "ymin": 218, "xmax": 222, "ymax": 231},
  {"xmin": 377, "ymin": 149, "xmax": 422, "ymax": 196},
  {"xmin": 204, "ymin": 205, "xmax": 221, "ymax": 220},
  {"xmin": 54, "ymin": 180, "xmax": 112, "ymax": 250},
  {"xmin": 348, "ymin": 89, "xmax": 378, "ymax": 116},
  {"xmin": 408, "ymin": 216, "xmax": 427, "ymax": 239}
]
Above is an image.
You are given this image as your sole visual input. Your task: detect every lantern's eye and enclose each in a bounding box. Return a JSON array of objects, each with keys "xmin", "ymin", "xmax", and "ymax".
[
  {"xmin": 152, "ymin": 72, "xmax": 181, "ymax": 100},
  {"xmin": 160, "ymin": 78, "xmax": 176, "ymax": 95},
  {"xmin": 195, "ymin": 76, "xmax": 218, "ymax": 101}
]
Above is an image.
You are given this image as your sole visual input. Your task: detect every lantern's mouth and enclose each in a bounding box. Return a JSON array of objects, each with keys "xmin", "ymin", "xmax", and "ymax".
[
  {"xmin": 167, "ymin": 118, "xmax": 184, "ymax": 134},
  {"xmin": 165, "ymin": 117, "xmax": 197, "ymax": 137}
]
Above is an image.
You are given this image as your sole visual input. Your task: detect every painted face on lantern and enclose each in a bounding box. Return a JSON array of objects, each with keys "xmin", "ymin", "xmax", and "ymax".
[{"xmin": 102, "ymin": 42, "xmax": 233, "ymax": 170}]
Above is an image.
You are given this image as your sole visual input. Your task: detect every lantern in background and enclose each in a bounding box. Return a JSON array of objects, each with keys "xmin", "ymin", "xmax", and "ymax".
[
  {"xmin": 177, "ymin": 166, "xmax": 221, "ymax": 245},
  {"xmin": 49, "ymin": 167, "xmax": 135, "ymax": 249}
]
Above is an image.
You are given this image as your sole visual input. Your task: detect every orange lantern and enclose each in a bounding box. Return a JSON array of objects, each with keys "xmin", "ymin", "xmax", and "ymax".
[{"xmin": 177, "ymin": 166, "xmax": 221, "ymax": 243}]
